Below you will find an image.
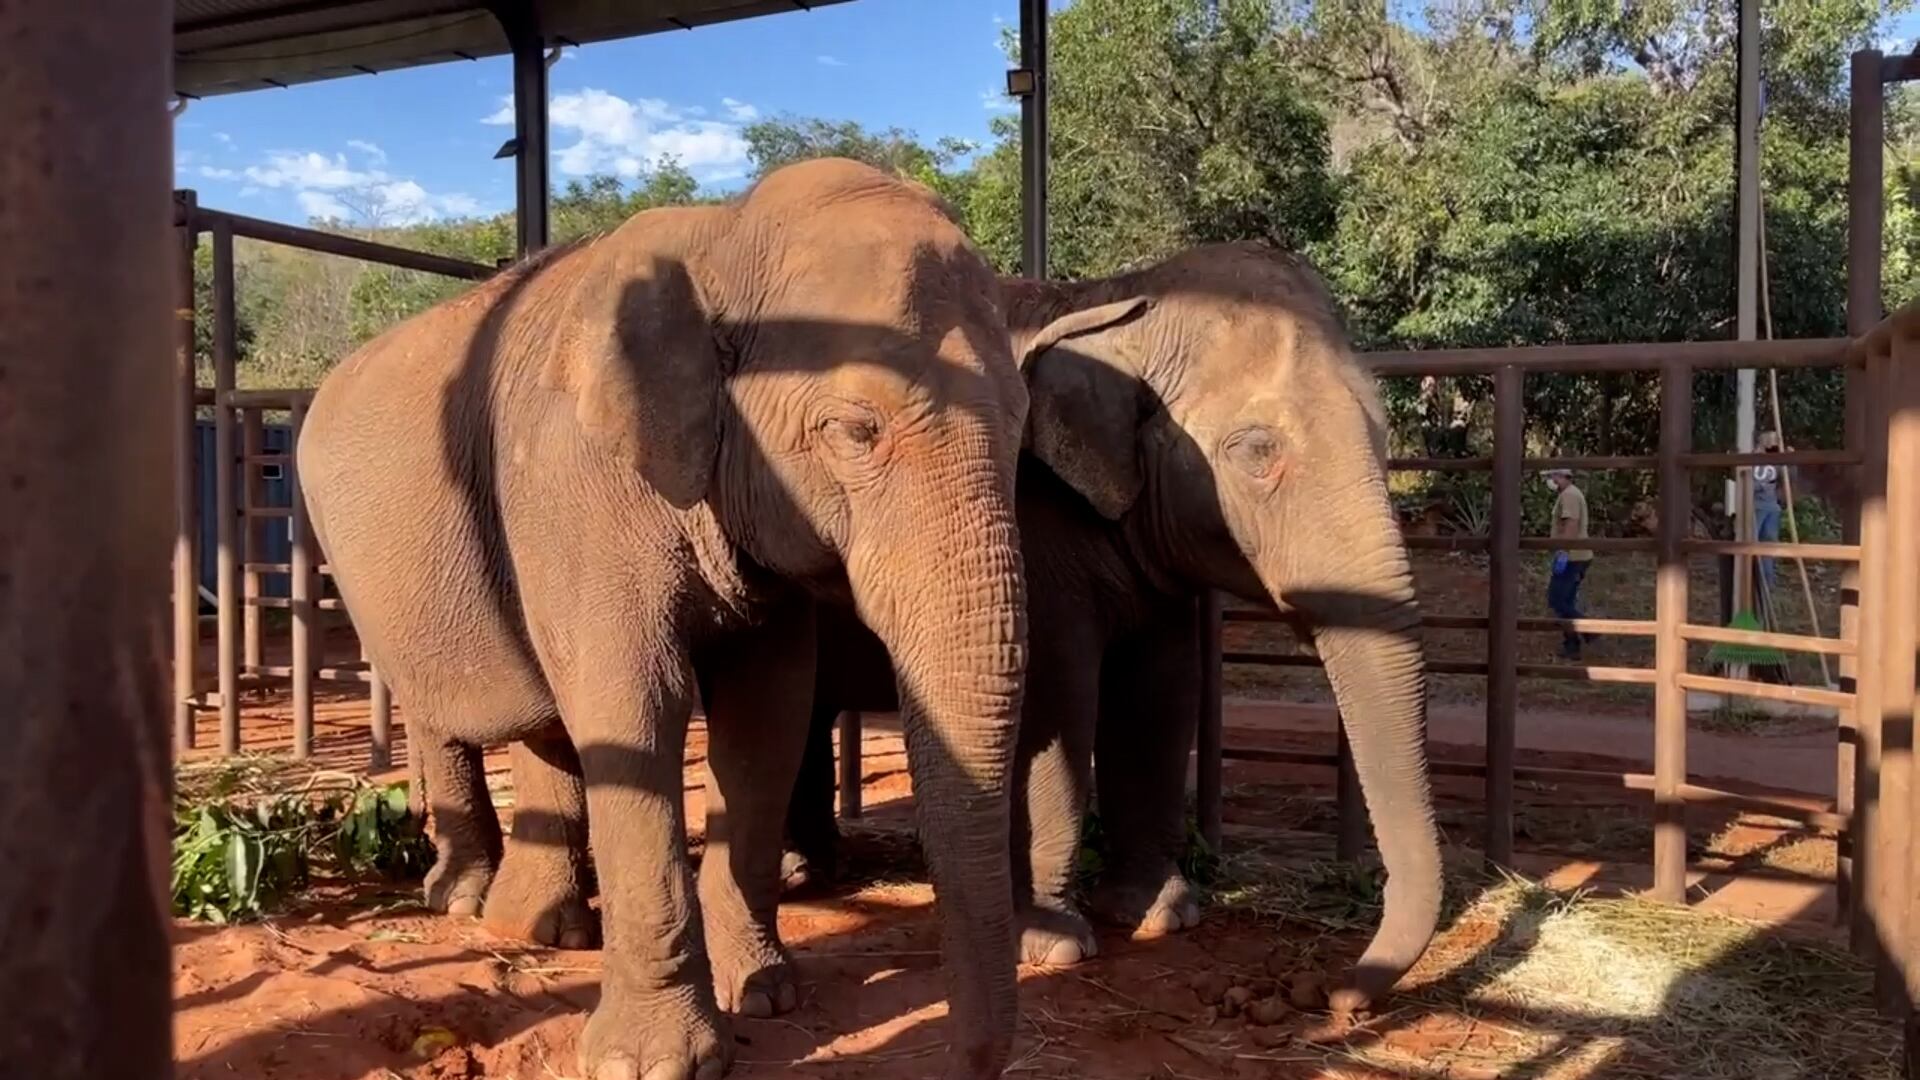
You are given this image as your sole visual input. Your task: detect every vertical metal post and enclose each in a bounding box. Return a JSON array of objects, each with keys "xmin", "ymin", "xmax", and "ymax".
[
  {"xmin": 289, "ymin": 399, "xmax": 315, "ymax": 760},
  {"xmin": 0, "ymin": 3, "xmax": 175, "ymax": 1073},
  {"xmin": 1197, "ymin": 591, "xmax": 1224, "ymax": 853},
  {"xmin": 240, "ymin": 408, "xmax": 264, "ymax": 673},
  {"xmin": 837, "ymin": 710, "xmax": 864, "ymax": 820},
  {"xmin": 1018, "ymin": 0, "xmax": 1049, "ymax": 279},
  {"xmin": 173, "ymin": 193, "xmax": 199, "ymax": 751},
  {"xmin": 1334, "ymin": 723, "xmax": 1365, "ymax": 862},
  {"xmin": 1732, "ymin": 0, "xmax": 1761, "ymax": 610},
  {"xmin": 1652, "ymin": 359, "xmax": 1693, "ymax": 904},
  {"xmin": 211, "ymin": 221, "xmax": 241, "ymax": 755},
  {"xmin": 1848, "ymin": 47, "xmax": 1887, "ymax": 955},
  {"xmin": 1486, "ymin": 365, "xmax": 1523, "ymax": 867},
  {"xmin": 499, "ymin": 2, "xmax": 549, "ymax": 257}
]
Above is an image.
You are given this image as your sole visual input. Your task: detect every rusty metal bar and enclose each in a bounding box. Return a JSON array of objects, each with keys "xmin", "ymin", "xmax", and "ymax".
[
  {"xmin": 1518, "ymin": 536, "xmax": 1655, "ymax": 554},
  {"xmin": 1486, "ymin": 364, "xmax": 1522, "ymax": 866},
  {"xmin": 194, "ymin": 208, "xmax": 494, "ymax": 280},
  {"xmin": 289, "ymin": 399, "xmax": 315, "ymax": 760},
  {"xmin": 0, "ymin": 4, "xmax": 175, "ymax": 1071},
  {"xmin": 1515, "ymin": 663, "xmax": 1658, "ymax": 684},
  {"xmin": 1679, "ymin": 623, "xmax": 1857, "ymax": 657},
  {"xmin": 1217, "ymin": 748, "xmax": 1845, "ymax": 831},
  {"xmin": 1681, "ymin": 539, "xmax": 1862, "ymax": 561},
  {"xmin": 1197, "ymin": 591, "xmax": 1224, "ymax": 852},
  {"xmin": 1883, "ymin": 52, "xmax": 1920, "ymax": 84},
  {"xmin": 1848, "ymin": 48, "xmax": 1886, "ymax": 952},
  {"xmin": 221, "ymin": 388, "xmax": 314, "ymax": 408},
  {"xmin": 1856, "ymin": 339, "xmax": 1893, "ymax": 960},
  {"xmin": 212, "ymin": 220, "xmax": 241, "ymax": 755},
  {"xmin": 1365, "ymin": 337, "xmax": 1852, "ymax": 378},
  {"xmin": 1681, "ymin": 449, "xmax": 1864, "ymax": 468},
  {"xmin": 1404, "ymin": 535, "xmax": 1490, "ymax": 552},
  {"xmin": 838, "ymin": 710, "xmax": 863, "ymax": 820},
  {"xmin": 173, "ymin": 197, "xmax": 200, "ymax": 751},
  {"xmin": 1520, "ymin": 617, "xmax": 1657, "ymax": 636},
  {"xmin": 241, "ymin": 408, "xmax": 264, "ymax": 672},
  {"xmin": 1652, "ymin": 358, "xmax": 1692, "ymax": 904},
  {"xmin": 1388, "ymin": 457, "xmax": 1493, "ymax": 472}
]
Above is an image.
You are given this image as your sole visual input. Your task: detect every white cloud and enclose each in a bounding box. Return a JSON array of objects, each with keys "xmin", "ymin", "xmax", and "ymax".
[
  {"xmin": 197, "ymin": 166, "xmax": 241, "ymax": 180},
  {"xmin": 816, "ymin": 54, "xmax": 846, "ymax": 67},
  {"xmin": 482, "ymin": 96, "xmax": 516, "ymax": 125},
  {"xmin": 722, "ymin": 97, "xmax": 759, "ymax": 121},
  {"xmin": 518, "ymin": 87, "xmax": 751, "ymax": 180},
  {"xmin": 297, "ymin": 191, "xmax": 351, "ymax": 221},
  {"xmin": 213, "ymin": 132, "xmax": 233, "ymax": 145},
  {"xmin": 980, "ymin": 87, "xmax": 1017, "ymax": 112},
  {"xmin": 346, "ymin": 139, "xmax": 388, "ymax": 164},
  {"xmin": 243, "ymin": 150, "xmax": 378, "ymax": 190}
]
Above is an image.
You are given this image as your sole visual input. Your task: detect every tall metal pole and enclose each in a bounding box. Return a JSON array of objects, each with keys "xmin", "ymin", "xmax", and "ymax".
[
  {"xmin": 1485, "ymin": 365, "xmax": 1523, "ymax": 867},
  {"xmin": 1018, "ymin": 0, "xmax": 1049, "ymax": 279},
  {"xmin": 173, "ymin": 192, "xmax": 200, "ymax": 751},
  {"xmin": 0, "ymin": 3, "xmax": 176, "ymax": 1075},
  {"xmin": 495, "ymin": 1, "xmax": 549, "ymax": 256},
  {"xmin": 1733, "ymin": 0, "xmax": 1761, "ymax": 609}
]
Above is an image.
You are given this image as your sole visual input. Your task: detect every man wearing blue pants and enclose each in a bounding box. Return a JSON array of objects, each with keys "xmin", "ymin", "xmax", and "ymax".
[
  {"xmin": 1753, "ymin": 431, "xmax": 1787, "ymax": 591},
  {"xmin": 1546, "ymin": 469, "xmax": 1594, "ymax": 660}
]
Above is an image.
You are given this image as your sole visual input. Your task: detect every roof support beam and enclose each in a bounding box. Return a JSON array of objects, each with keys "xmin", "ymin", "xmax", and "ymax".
[
  {"xmin": 492, "ymin": 0, "xmax": 549, "ymax": 256},
  {"xmin": 1017, "ymin": 0, "xmax": 1048, "ymax": 279}
]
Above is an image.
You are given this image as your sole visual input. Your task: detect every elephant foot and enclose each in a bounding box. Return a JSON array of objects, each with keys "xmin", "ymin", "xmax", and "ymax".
[
  {"xmin": 709, "ymin": 919, "xmax": 799, "ymax": 1019},
  {"xmin": 779, "ymin": 845, "xmax": 838, "ymax": 897},
  {"xmin": 422, "ymin": 848, "xmax": 494, "ymax": 919},
  {"xmin": 1090, "ymin": 867, "xmax": 1202, "ymax": 940},
  {"xmin": 580, "ymin": 982, "xmax": 730, "ymax": 1080},
  {"xmin": 481, "ymin": 841, "xmax": 598, "ymax": 949},
  {"xmin": 1017, "ymin": 901, "xmax": 1098, "ymax": 967}
]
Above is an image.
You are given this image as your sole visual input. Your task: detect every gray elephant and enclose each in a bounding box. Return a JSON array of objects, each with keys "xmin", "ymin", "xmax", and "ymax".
[
  {"xmin": 781, "ymin": 242, "xmax": 1444, "ymax": 1010},
  {"xmin": 299, "ymin": 158, "xmax": 1081, "ymax": 1080},
  {"xmin": 475, "ymin": 240, "xmax": 1444, "ymax": 1017}
]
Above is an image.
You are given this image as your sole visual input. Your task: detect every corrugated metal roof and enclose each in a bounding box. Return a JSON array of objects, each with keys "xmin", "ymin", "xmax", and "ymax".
[{"xmin": 174, "ymin": 0, "xmax": 851, "ymax": 98}]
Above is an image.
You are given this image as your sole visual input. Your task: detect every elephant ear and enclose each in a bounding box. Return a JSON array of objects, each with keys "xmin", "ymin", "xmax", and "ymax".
[
  {"xmin": 1019, "ymin": 297, "xmax": 1153, "ymax": 520},
  {"xmin": 552, "ymin": 241, "xmax": 721, "ymax": 509}
]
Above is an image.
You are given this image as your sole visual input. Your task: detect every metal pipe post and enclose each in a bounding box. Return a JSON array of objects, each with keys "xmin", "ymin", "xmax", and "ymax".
[
  {"xmin": 500, "ymin": 2, "xmax": 550, "ymax": 256},
  {"xmin": 0, "ymin": 3, "xmax": 176, "ymax": 1073},
  {"xmin": 212, "ymin": 221, "xmax": 241, "ymax": 754},
  {"xmin": 241, "ymin": 407, "xmax": 264, "ymax": 671},
  {"xmin": 174, "ymin": 193, "xmax": 200, "ymax": 750},
  {"xmin": 1848, "ymin": 47, "xmax": 1887, "ymax": 955},
  {"xmin": 837, "ymin": 710, "xmax": 863, "ymax": 820},
  {"xmin": 1732, "ymin": 0, "xmax": 1761, "ymax": 609},
  {"xmin": 1878, "ymin": 327, "xmax": 1920, "ymax": 1012},
  {"xmin": 1197, "ymin": 591, "xmax": 1224, "ymax": 853},
  {"xmin": 1486, "ymin": 365, "xmax": 1523, "ymax": 866},
  {"xmin": 289, "ymin": 400, "xmax": 315, "ymax": 759},
  {"xmin": 1018, "ymin": 0, "xmax": 1049, "ymax": 279},
  {"xmin": 1652, "ymin": 359, "xmax": 1693, "ymax": 903}
]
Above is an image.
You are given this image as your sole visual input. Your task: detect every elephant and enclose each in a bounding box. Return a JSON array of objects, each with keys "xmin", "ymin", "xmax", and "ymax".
[
  {"xmin": 298, "ymin": 158, "xmax": 1091, "ymax": 1080},
  {"xmin": 475, "ymin": 239, "xmax": 1446, "ymax": 1017},
  {"xmin": 779, "ymin": 242, "xmax": 1445, "ymax": 1011}
]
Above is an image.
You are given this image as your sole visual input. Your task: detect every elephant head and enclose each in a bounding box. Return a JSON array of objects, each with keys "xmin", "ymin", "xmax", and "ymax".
[{"xmin": 1007, "ymin": 241, "xmax": 1442, "ymax": 1012}]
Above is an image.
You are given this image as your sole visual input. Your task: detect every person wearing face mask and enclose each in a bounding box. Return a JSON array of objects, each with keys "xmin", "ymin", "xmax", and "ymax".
[{"xmin": 1544, "ymin": 468, "xmax": 1594, "ymax": 660}]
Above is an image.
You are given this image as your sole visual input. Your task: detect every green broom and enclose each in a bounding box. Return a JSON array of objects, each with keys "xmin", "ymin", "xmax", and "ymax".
[{"xmin": 1705, "ymin": 608, "xmax": 1786, "ymax": 684}]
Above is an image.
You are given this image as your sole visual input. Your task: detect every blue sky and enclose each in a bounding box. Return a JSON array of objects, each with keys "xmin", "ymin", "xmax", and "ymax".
[
  {"xmin": 172, "ymin": 0, "xmax": 1035, "ymax": 226},
  {"xmin": 173, "ymin": 0, "xmax": 1920, "ymax": 228}
]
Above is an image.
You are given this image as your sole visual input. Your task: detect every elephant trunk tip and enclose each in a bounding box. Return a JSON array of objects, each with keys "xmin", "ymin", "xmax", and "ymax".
[{"xmin": 1332, "ymin": 870, "xmax": 1443, "ymax": 1015}]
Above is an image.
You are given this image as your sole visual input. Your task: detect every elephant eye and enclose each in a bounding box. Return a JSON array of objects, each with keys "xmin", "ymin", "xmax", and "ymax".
[
  {"xmin": 819, "ymin": 414, "xmax": 881, "ymax": 461},
  {"xmin": 1223, "ymin": 426, "xmax": 1285, "ymax": 480}
]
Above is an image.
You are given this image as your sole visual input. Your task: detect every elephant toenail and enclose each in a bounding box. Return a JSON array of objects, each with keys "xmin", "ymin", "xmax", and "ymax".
[
  {"xmin": 776, "ymin": 983, "xmax": 798, "ymax": 1012},
  {"xmin": 694, "ymin": 1059, "xmax": 725, "ymax": 1080},
  {"xmin": 740, "ymin": 991, "xmax": 772, "ymax": 1019},
  {"xmin": 560, "ymin": 928, "xmax": 592, "ymax": 950},
  {"xmin": 594, "ymin": 1055, "xmax": 640, "ymax": 1080},
  {"xmin": 447, "ymin": 897, "xmax": 482, "ymax": 918}
]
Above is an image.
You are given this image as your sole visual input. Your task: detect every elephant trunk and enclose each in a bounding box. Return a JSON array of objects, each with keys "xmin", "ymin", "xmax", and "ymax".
[
  {"xmin": 1278, "ymin": 484, "xmax": 1442, "ymax": 1014},
  {"xmin": 850, "ymin": 448, "xmax": 1024, "ymax": 1079}
]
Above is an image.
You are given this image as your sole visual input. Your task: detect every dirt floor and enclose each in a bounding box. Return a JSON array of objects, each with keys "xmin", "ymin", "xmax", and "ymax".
[{"xmin": 170, "ymin": 549, "xmax": 1879, "ymax": 1079}]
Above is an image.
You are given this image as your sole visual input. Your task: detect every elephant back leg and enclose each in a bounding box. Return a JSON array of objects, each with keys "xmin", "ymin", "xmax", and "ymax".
[
  {"xmin": 1089, "ymin": 599, "xmax": 1204, "ymax": 938},
  {"xmin": 483, "ymin": 731, "xmax": 597, "ymax": 949},
  {"xmin": 781, "ymin": 694, "xmax": 844, "ymax": 893}
]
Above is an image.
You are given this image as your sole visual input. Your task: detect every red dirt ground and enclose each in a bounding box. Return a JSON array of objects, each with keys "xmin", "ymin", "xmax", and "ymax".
[{"xmin": 171, "ymin": 548, "xmax": 1852, "ymax": 1078}]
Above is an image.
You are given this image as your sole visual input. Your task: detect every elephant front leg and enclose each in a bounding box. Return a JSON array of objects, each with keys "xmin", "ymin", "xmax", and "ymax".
[
  {"xmin": 482, "ymin": 730, "xmax": 598, "ymax": 949},
  {"xmin": 696, "ymin": 600, "xmax": 816, "ymax": 1018},
  {"xmin": 1014, "ymin": 626, "xmax": 1102, "ymax": 967},
  {"xmin": 1089, "ymin": 602, "xmax": 1203, "ymax": 938},
  {"xmin": 413, "ymin": 719, "xmax": 503, "ymax": 918},
  {"xmin": 564, "ymin": 658, "xmax": 728, "ymax": 1080}
]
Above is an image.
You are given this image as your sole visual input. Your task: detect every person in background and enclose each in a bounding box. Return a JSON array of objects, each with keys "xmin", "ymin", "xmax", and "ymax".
[
  {"xmin": 1545, "ymin": 468, "xmax": 1594, "ymax": 660},
  {"xmin": 1753, "ymin": 430, "xmax": 1788, "ymax": 589}
]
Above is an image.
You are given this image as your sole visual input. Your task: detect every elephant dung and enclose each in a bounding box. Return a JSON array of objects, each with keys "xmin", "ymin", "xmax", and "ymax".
[
  {"xmin": 1189, "ymin": 971, "xmax": 1234, "ymax": 1006},
  {"xmin": 1287, "ymin": 972, "xmax": 1330, "ymax": 1011},
  {"xmin": 1244, "ymin": 995, "xmax": 1292, "ymax": 1027}
]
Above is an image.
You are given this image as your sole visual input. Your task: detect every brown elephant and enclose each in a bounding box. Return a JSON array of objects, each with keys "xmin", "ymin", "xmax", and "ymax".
[
  {"xmin": 782, "ymin": 242, "xmax": 1444, "ymax": 1011},
  {"xmin": 299, "ymin": 158, "xmax": 1086, "ymax": 1080},
  {"xmin": 474, "ymin": 241, "xmax": 1445, "ymax": 1017}
]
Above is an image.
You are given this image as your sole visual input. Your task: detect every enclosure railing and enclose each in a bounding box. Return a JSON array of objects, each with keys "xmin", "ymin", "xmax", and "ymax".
[{"xmin": 171, "ymin": 190, "xmax": 495, "ymax": 766}]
